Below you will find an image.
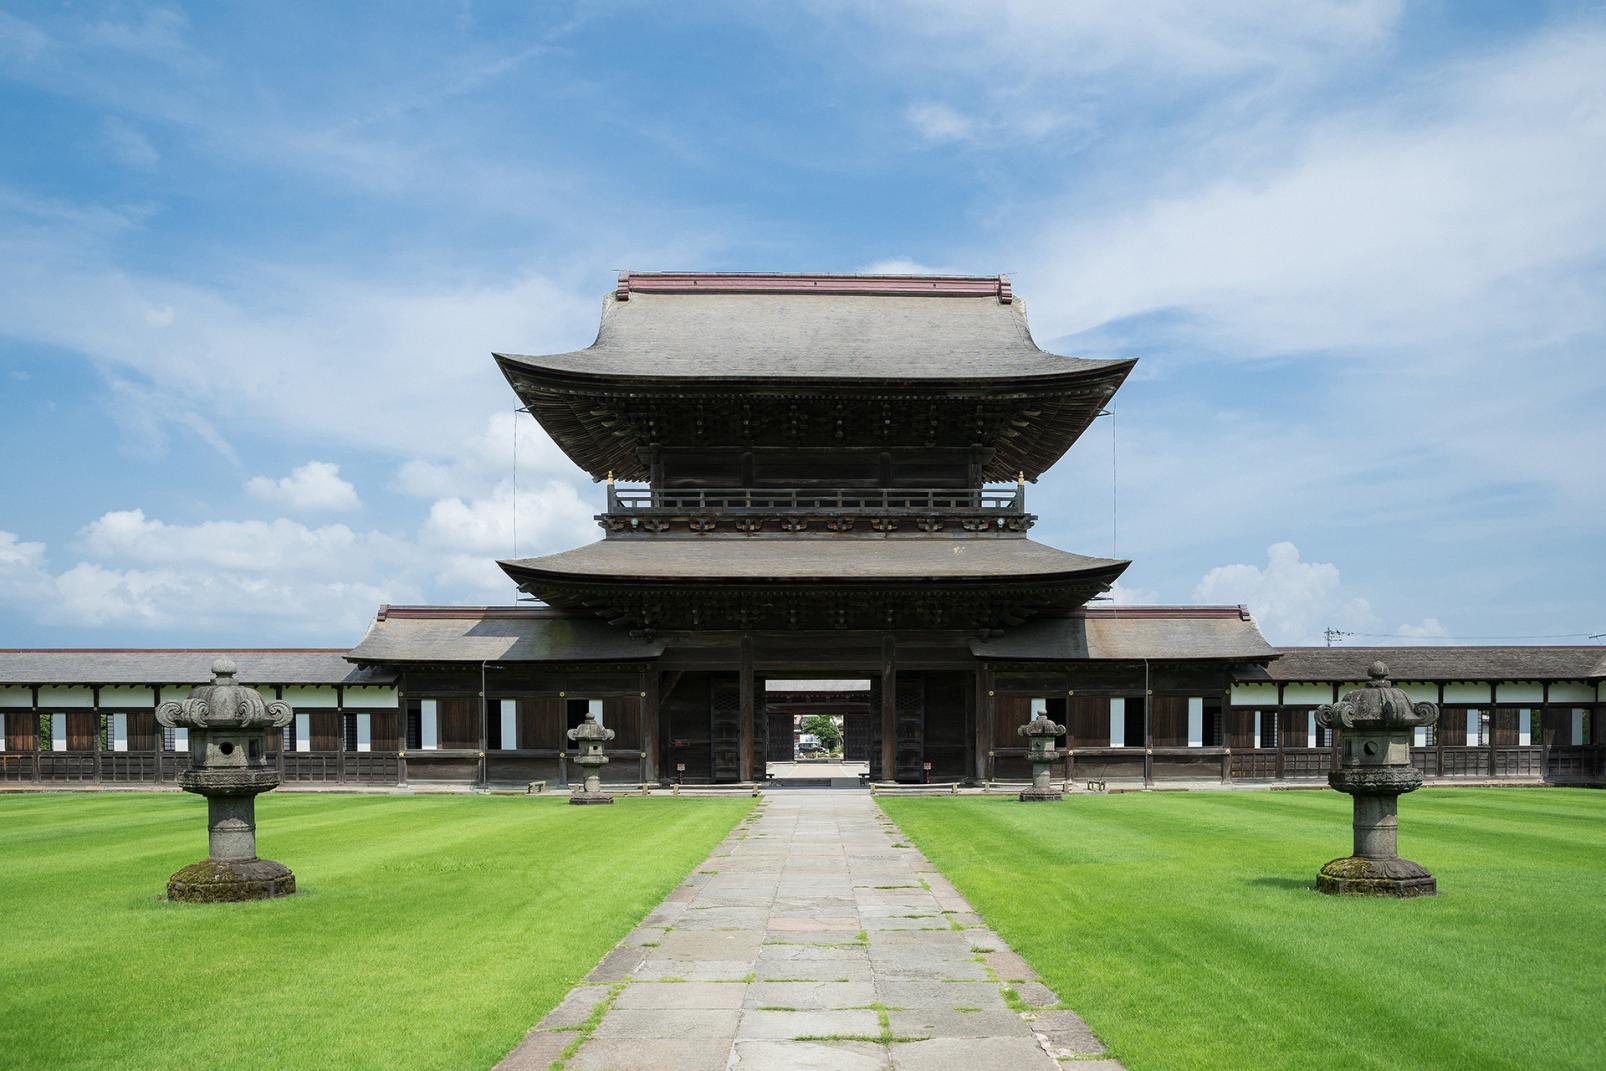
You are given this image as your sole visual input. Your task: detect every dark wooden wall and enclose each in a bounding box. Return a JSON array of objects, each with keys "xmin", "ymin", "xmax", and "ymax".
[
  {"xmin": 1150, "ymin": 696, "xmax": 1187, "ymax": 747},
  {"xmin": 4, "ymin": 714, "xmax": 36, "ymax": 751}
]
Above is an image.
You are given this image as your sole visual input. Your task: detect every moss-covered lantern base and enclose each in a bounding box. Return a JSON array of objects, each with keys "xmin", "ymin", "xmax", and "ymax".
[
  {"xmin": 167, "ymin": 858, "xmax": 297, "ymax": 903},
  {"xmin": 1315, "ymin": 855, "xmax": 1436, "ymax": 898}
]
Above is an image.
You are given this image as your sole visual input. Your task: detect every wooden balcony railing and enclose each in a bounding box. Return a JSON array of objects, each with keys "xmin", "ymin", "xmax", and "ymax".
[{"xmin": 606, "ymin": 485, "xmax": 1024, "ymax": 514}]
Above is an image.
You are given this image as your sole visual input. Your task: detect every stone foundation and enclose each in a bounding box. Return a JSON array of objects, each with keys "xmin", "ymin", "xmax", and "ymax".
[
  {"xmin": 167, "ymin": 858, "xmax": 297, "ymax": 903},
  {"xmin": 1315, "ymin": 855, "xmax": 1436, "ymax": 898}
]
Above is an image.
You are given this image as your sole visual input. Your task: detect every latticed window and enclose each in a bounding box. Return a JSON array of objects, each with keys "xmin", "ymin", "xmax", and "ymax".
[{"xmin": 1258, "ymin": 711, "xmax": 1278, "ymax": 748}]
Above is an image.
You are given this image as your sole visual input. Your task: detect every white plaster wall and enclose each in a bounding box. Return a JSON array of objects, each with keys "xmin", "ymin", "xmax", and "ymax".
[
  {"xmin": 160, "ymin": 685, "xmax": 193, "ymax": 705},
  {"xmin": 51, "ymin": 713, "xmax": 67, "ymax": 751},
  {"xmin": 355, "ymin": 714, "xmax": 372, "ymax": 752},
  {"xmin": 295, "ymin": 713, "xmax": 311, "ymax": 752},
  {"xmin": 499, "ymin": 700, "xmax": 517, "ymax": 750},
  {"xmin": 1572, "ymin": 709, "xmax": 1588, "ymax": 745},
  {"xmin": 1230, "ymin": 683, "xmax": 1277, "ymax": 708},
  {"xmin": 1397, "ymin": 682, "xmax": 1438, "ymax": 703},
  {"xmin": 1495, "ymin": 682, "xmax": 1543, "ymax": 703},
  {"xmin": 1109, "ymin": 698, "xmax": 1126, "ymax": 747},
  {"xmin": 0, "ymin": 686, "xmax": 31, "ymax": 706},
  {"xmin": 0, "ymin": 714, "xmax": 6, "ymax": 750},
  {"xmin": 420, "ymin": 699, "xmax": 438, "ymax": 750},
  {"xmin": 345, "ymin": 685, "xmax": 399, "ymax": 709},
  {"xmin": 1029, "ymin": 697, "xmax": 1047, "ymax": 718},
  {"xmin": 100, "ymin": 686, "xmax": 154, "ymax": 706},
  {"xmin": 112, "ymin": 714, "xmax": 128, "ymax": 752},
  {"xmin": 1443, "ymin": 683, "xmax": 1493, "ymax": 703},
  {"xmin": 1308, "ymin": 711, "xmax": 1317, "ymax": 744},
  {"xmin": 1518, "ymin": 710, "xmax": 1532, "ymax": 746},
  {"xmin": 1282, "ymin": 684, "xmax": 1333, "ymax": 705},
  {"xmin": 1187, "ymin": 697, "xmax": 1203, "ymax": 748},
  {"xmin": 588, "ymin": 698, "xmax": 604, "ymax": 726},
  {"xmin": 1548, "ymin": 682, "xmax": 1594, "ymax": 703},
  {"xmin": 174, "ymin": 727, "xmax": 188, "ymax": 752},
  {"xmin": 282, "ymin": 686, "xmax": 338, "ymax": 709},
  {"xmin": 39, "ymin": 686, "xmax": 93, "ymax": 708}
]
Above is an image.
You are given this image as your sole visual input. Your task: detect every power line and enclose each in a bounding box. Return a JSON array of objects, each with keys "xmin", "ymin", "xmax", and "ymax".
[{"xmin": 1324, "ymin": 628, "xmax": 1604, "ymax": 644}]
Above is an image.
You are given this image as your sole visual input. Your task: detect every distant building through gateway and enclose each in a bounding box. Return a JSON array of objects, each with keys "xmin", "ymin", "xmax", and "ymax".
[{"xmin": 1, "ymin": 273, "xmax": 1601, "ymax": 789}]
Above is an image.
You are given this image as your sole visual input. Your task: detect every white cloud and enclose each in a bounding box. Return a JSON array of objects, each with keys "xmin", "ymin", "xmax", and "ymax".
[
  {"xmin": 78, "ymin": 509, "xmax": 403, "ymax": 574},
  {"xmin": 904, "ymin": 99, "xmax": 1082, "ymax": 148},
  {"xmin": 421, "ymin": 477, "xmax": 597, "ymax": 572},
  {"xmin": 246, "ymin": 461, "xmax": 362, "ymax": 512},
  {"xmin": 856, "ymin": 257, "xmax": 955, "ymax": 276},
  {"xmin": 1395, "ymin": 617, "xmax": 1449, "ymax": 641},
  {"xmin": 393, "ymin": 410, "xmax": 576, "ymax": 500},
  {"xmin": 1193, "ymin": 542, "xmax": 1375, "ymax": 645},
  {"xmin": 1029, "ymin": 29, "xmax": 1606, "ymax": 353},
  {"xmin": 834, "ymin": 1, "xmax": 1400, "ymax": 86},
  {"xmin": 1106, "ymin": 580, "xmax": 1160, "ymax": 605},
  {"xmin": 906, "ymin": 101, "xmax": 974, "ymax": 143},
  {"xmin": 100, "ymin": 116, "xmax": 159, "ymax": 169}
]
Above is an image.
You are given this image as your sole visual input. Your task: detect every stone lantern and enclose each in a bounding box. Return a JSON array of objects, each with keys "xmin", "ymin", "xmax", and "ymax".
[
  {"xmin": 1017, "ymin": 703, "xmax": 1066, "ymax": 802},
  {"xmin": 155, "ymin": 658, "xmax": 297, "ymax": 902},
  {"xmin": 567, "ymin": 711, "xmax": 615, "ymax": 805},
  {"xmin": 1314, "ymin": 661, "xmax": 1439, "ymax": 897}
]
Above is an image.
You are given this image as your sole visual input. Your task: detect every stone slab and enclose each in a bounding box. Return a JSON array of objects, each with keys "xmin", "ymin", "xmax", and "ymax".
[{"xmin": 730, "ymin": 1039, "xmax": 888, "ymax": 1070}]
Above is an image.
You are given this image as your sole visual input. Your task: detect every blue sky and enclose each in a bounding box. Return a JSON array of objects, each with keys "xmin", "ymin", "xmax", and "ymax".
[{"xmin": 1, "ymin": 1, "xmax": 1603, "ymax": 648}]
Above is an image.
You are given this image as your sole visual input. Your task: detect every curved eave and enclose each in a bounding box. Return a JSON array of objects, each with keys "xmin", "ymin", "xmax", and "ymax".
[
  {"xmin": 496, "ymin": 353, "xmax": 1134, "ymax": 483},
  {"xmin": 499, "ymin": 560, "xmax": 1129, "ymax": 591}
]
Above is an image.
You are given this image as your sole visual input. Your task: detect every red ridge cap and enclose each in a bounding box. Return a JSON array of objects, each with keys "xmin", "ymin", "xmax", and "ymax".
[
  {"xmin": 375, "ymin": 605, "xmax": 572, "ymax": 620},
  {"xmin": 617, "ymin": 271, "xmax": 1013, "ymax": 303},
  {"xmin": 1074, "ymin": 605, "xmax": 1252, "ymax": 619}
]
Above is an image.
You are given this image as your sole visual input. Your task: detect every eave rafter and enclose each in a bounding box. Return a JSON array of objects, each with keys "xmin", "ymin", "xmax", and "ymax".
[
  {"xmin": 501, "ymin": 568, "xmax": 1125, "ymax": 635},
  {"xmin": 499, "ymin": 360, "xmax": 1132, "ymax": 483}
]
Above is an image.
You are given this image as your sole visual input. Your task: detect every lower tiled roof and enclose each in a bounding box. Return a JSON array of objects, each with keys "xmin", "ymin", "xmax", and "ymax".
[{"xmin": 1247, "ymin": 646, "xmax": 1606, "ymax": 682}]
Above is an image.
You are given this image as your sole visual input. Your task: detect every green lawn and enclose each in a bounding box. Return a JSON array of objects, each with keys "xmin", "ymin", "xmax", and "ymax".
[
  {"xmin": 0, "ymin": 791, "xmax": 752, "ymax": 1071},
  {"xmin": 879, "ymin": 788, "xmax": 1604, "ymax": 1071}
]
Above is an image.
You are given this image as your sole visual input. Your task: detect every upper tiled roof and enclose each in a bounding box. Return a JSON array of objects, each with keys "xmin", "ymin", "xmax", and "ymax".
[
  {"xmin": 0, "ymin": 650, "xmax": 394, "ymax": 686},
  {"xmin": 496, "ymin": 275, "xmax": 1133, "ymax": 383},
  {"xmin": 1246, "ymin": 646, "xmax": 1606, "ymax": 682}
]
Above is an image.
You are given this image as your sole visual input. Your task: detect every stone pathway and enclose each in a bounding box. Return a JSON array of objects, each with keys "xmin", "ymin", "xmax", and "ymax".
[{"xmin": 496, "ymin": 789, "xmax": 1121, "ymax": 1070}]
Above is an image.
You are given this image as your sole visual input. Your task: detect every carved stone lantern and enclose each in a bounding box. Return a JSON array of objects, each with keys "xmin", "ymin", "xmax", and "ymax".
[
  {"xmin": 1017, "ymin": 702, "xmax": 1066, "ymax": 802},
  {"xmin": 567, "ymin": 711, "xmax": 615, "ymax": 805},
  {"xmin": 155, "ymin": 658, "xmax": 297, "ymax": 902},
  {"xmin": 1314, "ymin": 662, "xmax": 1438, "ymax": 897}
]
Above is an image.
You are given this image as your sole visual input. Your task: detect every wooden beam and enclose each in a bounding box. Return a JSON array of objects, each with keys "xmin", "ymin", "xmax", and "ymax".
[
  {"xmin": 739, "ymin": 635, "xmax": 755, "ymax": 783},
  {"xmin": 881, "ymin": 634, "xmax": 897, "ymax": 782}
]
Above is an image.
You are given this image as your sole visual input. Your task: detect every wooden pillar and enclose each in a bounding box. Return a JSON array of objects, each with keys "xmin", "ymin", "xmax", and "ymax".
[
  {"xmin": 641, "ymin": 666, "xmax": 659, "ymax": 784},
  {"xmin": 738, "ymin": 635, "xmax": 755, "ymax": 783},
  {"xmin": 880, "ymin": 634, "xmax": 897, "ymax": 782},
  {"xmin": 92, "ymin": 685, "xmax": 103, "ymax": 784},
  {"xmin": 397, "ymin": 681, "xmax": 408, "ymax": 788},
  {"xmin": 32, "ymin": 685, "xmax": 41, "ymax": 784},
  {"xmin": 973, "ymin": 667, "xmax": 990, "ymax": 783},
  {"xmin": 336, "ymin": 685, "xmax": 348, "ymax": 785},
  {"xmin": 477, "ymin": 663, "xmax": 489, "ymax": 789},
  {"xmin": 275, "ymin": 685, "xmax": 286, "ymax": 782},
  {"xmin": 1142, "ymin": 684, "xmax": 1153, "ymax": 787}
]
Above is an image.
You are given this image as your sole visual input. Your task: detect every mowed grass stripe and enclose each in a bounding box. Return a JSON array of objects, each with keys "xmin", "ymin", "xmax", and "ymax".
[
  {"xmin": 879, "ymin": 788, "xmax": 1604, "ymax": 1071},
  {"xmin": 0, "ymin": 792, "xmax": 752, "ymax": 1071}
]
